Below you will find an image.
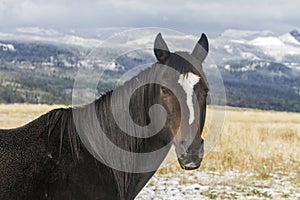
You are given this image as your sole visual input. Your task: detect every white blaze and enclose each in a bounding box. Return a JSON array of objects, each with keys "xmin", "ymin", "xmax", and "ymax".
[{"xmin": 177, "ymin": 72, "xmax": 200, "ymax": 125}]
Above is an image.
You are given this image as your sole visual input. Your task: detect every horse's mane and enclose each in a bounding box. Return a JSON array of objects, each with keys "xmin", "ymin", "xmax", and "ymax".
[
  {"xmin": 45, "ymin": 63, "xmax": 164, "ymax": 163},
  {"xmin": 46, "ymin": 107, "xmax": 80, "ymax": 162}
]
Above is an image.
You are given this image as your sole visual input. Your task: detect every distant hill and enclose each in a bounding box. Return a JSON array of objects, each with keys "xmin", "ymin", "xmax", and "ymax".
[
  {"xmin": 0, "ymin": 27, "xmax": 299, "ymax": 112},
  {"xmin": 210, "ymin": 29, "xmax": 300, "ymax": 112}
]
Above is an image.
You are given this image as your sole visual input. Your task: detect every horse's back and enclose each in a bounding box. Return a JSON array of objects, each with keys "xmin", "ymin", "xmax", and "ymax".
[{"xmin": 0, "ymin": 116, "xmax": 49, "ymax": 199}]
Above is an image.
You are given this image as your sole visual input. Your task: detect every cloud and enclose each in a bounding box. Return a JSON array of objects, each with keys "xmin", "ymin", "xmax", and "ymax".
[
  {"xmin": 0, "ymin": 0, "xmax": 300, "ymax": 36},
  {"xmin": 0, "ymin": 0, "xmax": 69, "ymax": 27}
]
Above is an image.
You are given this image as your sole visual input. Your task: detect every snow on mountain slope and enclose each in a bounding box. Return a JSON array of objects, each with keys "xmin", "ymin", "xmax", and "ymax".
[
  {"xmin": 1, "ymin": 27, "xmax": 300, "ymax": 68},
  {"xmin": 248, "ymin": 37, "xmax": 285, "ymax": 61},
  {"xmin": 250, "ymin": 36, "xmax": 283, "ymax": 46},
  {"xmin": 16, "ymin": 27, "xmax": 62, "ymax": 37},
  {"xmin": 0, "ymin": 27, "xmax": 195, "ymax": 50},
  {"xmin": 216, "ymin": 29, "xmax": 275, "ymax": 41},
  {"xmin": 0, "ymin": 27, "xmax": 102, "ymax": 48},
  {"xmin": 247, "ymin": 35, "xmax": 300, "ymax": 61},
  {"xmin": 0, "ymin": 42, "xmax": 16, "ymax": 51},
  {"xmin": 279, "ymin": 32, "xmax": 300, "ymax": 46},
  {"xmin": 210, "ymin": 29, "xmax": 300, "ymax": 65}
]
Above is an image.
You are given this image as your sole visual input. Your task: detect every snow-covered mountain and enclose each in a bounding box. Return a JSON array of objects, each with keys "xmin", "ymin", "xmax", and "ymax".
[
  {"xmin": 0, "ymin": 27, "xmax": 104, "ymax": 48},
  {"xmin": 210, "ymin": 29, "xmax": 300, "ymax": 67},
  {"xmin": 0, "ymin": 27, "xmax": 299, "ymax": 111},
  {"xmin": 1, "ymin": 27, "xmax": 300, "ymax": 66}
]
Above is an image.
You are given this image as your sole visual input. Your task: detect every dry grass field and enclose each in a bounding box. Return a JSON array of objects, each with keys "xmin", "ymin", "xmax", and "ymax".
[
  {"xmin": 1, "ymin": 104, "xmax": 299, "ymax": 199},
  {"xmin": 204, "ymin": 106, "xmax": 300, "ymax": 173},
  {"xmin": 0, "ymin": 103, "xmax": 65, "ymax": 129}
]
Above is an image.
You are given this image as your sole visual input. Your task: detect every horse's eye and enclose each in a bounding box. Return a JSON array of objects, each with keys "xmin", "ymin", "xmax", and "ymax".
[
  {"xmin": 204, "ymin": 88, "xmax": 209, "ymax": 96},
  {"xmin": 161, "ymin": 86, "xmax": 172, "ymax": 95}
]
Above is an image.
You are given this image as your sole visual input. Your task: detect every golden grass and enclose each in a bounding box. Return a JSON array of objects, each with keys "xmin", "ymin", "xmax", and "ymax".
[
  {"xmin": 0, "ymin": 103, "xmax": 64, "ymax": 129},
  {"xmin": 0, "ymin": 104, "xmax": 299, "ymax": 178},
  {"xmin": 203, "ymin": 107, "xmax": 300, "ymax": 173}
]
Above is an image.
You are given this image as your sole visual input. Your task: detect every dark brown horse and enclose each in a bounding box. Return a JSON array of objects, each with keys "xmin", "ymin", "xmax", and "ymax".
[{"xmin": 0, "ymin": 33, "xmax": 209, "ymax": 200}]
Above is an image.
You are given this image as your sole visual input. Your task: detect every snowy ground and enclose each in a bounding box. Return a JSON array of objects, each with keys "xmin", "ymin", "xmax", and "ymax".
[{"xmin": 136, "ymin": 169, "xmax": 300, "ymax": 200}]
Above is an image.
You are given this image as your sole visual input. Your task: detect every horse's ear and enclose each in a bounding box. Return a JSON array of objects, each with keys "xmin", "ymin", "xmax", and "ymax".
[
  {"xmin": 154, "ymin": 33, "xmax": 170, "ymax": 64},
  {"xmin": 191, "ymin": 33, "xmax": 209, "ymax": 63}
]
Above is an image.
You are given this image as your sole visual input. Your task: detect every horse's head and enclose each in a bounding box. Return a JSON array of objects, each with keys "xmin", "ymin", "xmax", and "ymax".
[{"xmin": 154, "ymin": 33, "xmax": 209, "ymax": 170}]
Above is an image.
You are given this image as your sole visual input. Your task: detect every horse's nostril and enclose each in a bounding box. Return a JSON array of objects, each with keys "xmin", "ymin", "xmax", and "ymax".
[
  {"xmin": 179, "ymin": 152, "xmax": 188, "ymax": 158},
  {"xmin": 180, "ymin": 140, "xmax": 187, "ymax": 146}
]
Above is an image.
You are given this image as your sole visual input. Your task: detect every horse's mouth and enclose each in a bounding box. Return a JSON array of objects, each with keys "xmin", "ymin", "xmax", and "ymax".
[
  {"xmin": 177, "ymin": 156, "xmax": 202, "ymax": 170},
  {"xmin": 175, "ymin": 141, "xmax": 204, "ymax": 170}
]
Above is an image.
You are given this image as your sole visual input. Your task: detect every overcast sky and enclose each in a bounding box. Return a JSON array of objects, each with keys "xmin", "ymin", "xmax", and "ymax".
[{"xmin": 0, "ymin": 0, "xmax": 300, "ymax": 36}]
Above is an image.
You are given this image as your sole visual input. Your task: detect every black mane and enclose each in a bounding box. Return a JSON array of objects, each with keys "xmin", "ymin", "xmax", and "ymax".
[{"xmin": 46, "ymin": 63, "xmax": 167, "ymax": 159}]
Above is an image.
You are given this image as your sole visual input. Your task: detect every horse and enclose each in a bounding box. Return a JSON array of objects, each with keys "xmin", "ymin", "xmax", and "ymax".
[{"xmin": 0, "ymin": 32, "xmax": 209, "ymax": 200}]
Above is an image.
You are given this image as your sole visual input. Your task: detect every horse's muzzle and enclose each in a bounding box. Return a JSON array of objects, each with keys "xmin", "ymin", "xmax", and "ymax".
[
  {"xmin": 176, "ymin": 141, "xmax": 204, "ymax": 170},
  {"xmin": 177, "ymin": 153, "xmax": 203, "ymax": 170}
]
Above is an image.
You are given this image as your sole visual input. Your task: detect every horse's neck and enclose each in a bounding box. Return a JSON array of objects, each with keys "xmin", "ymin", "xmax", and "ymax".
[
  {"xmin": 116, "ymin": 171, "xmax": 156, "ymax": 200},
  {"xmin": 93, "ymin": 89, "xmax": 171, "ymax": 199}
]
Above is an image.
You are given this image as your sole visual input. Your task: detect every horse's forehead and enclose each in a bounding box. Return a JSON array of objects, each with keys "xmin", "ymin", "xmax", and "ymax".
[
  {"xmin": 177, "ymin": 72, "xmax": 201, "ymax": 125},
  {"xmin": 174, "ymin": 51, "xmax": 209, "ymax": 90},
  {"xmin": 178, "ymin": 72, "xmax": 200, "ymax": 87},
  {"xmin": 174, "ymin": 51, "xmax": 190, "ymax": 58},
  {"xmin": 174, "ymin": 51, "xmax": 198, "ymax": 67}
]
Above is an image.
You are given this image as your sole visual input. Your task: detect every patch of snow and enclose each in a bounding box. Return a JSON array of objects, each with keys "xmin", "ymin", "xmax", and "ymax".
[
  {"xmin": 211, "ymin": 29, "xmax": 300, "ymax": 66},
  {"xmin": 0, "ymin": 42, "xmax": 16, "ymax": 51},
  {"xmin": 250, "ymin": 37, "xmax": 284, "ymax": 46},
  {"xmin": 136, "ymin": 169, "xmax": 299, "ymax": 200},
  {"xmin": 105, "ymin": 59, "xmax": 124, "ymax": 71},
  {"xmin": 16, "ymin": 27, "xmax": 61, "ymax": 37},
  {"xmin": 61, "ymin": 35, "xmax": 102, "ymax": 47},
  {"xmin": 285, "ymin": 63, "xmax": 300, "ymax": 69},
  {"xmin": 0, "ymin": 28, "xmax": 102, "ymax": 48},
  {"xmin": 279, "ymin": 33, "xmax": 300, "ymax": 46},
  {"xmin": 220, "ymin": 29, "xmax": 275, "ymax": 40},
  {"xmin": 247, "ymin": 36, "xmax": 300, "ymax": 62},
  {"xmin": 224, "ymin": 44, "xmax": 233, "ymax": 53},
  {"xmin": 223, "ymin": 63, "xmax": 259, "ymax": 72},
  {"xmin": 224, "ymin": 64, "xmax": 230, "ymax": 70},
  {"xmin": 241, "ymin": 52, "xmax": 259, "ymax": 60}
]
